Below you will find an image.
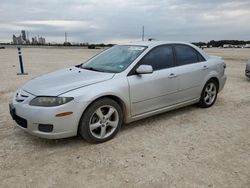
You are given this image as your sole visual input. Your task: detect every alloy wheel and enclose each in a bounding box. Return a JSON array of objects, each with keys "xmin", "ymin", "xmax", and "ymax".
[
  {"xmin": 89, "ymin": 105, "xmax": 119, "ymax": 139},
  {"xmin": 204, "ymin": 82, "xmax": 217, "ymax": 105}
]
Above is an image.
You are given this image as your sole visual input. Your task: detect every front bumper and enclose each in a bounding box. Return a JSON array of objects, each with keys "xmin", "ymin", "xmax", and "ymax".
[{"xmin": 10, "ymin": 92, "xmax": 85, "ymax": 139}]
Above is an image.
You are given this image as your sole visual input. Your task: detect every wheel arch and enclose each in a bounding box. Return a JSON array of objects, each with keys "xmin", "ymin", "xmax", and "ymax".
[
  {"xmin": 202, "ymin": 71, "xmax": 220, "ymax": 91},
  {"xmin": 78, "ymin": 94, "xmax": 129, "ymax": 129},
  {"xmin": 198, "ymin": 76, "xmax": 219, "ymax": 108},
  {"xmin": 209, "ymin": 77, "xmax": 219, "ymax": 90},
  {"xmin": 99, "ymin": 95, "xmax": 128, "ymax": 121}
]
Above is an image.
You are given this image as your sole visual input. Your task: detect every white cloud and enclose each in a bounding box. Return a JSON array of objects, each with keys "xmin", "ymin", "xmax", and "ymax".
[
  {"xmin": 0, "ymin": 22, "xmax": 38, "ymax": 32},
  {"xmin": 0, "ymin": 0, "xmax": 250, "ymax": 43},
  {"xmin": 18, "ymin": 20, "xmax": 99, "ymax": 30},
  {"xmin": 103, "ymin": 37, "xmax": 142, "ymax": 44}
]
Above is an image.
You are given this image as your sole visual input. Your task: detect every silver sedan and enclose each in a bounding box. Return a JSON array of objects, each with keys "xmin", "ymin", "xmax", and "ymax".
[{"xmin": 10, "ymin": 41, "xmax": 227, "ymax": 143}]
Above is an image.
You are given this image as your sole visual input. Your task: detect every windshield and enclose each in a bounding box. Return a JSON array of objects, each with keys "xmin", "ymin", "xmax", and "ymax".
[{"xmin": 81, "ymin": 45, "xmax": 146, "ymax": 73}]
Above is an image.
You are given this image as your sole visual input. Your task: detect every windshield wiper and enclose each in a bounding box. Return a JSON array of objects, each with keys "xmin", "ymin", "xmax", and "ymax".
[
  {"xmin": 82, "ymin": 66, "xmax": 105, "ymax": 72},
  {"xmin": 75, "ymin": 64, "xmax": 82, "ymax": 68}
]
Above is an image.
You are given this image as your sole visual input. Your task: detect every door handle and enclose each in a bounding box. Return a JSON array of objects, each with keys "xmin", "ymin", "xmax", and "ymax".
[
  {"xmin": 202, "ymin": 65, "xmax": 208, "ymax": 70},
  {"xmin": 168, "ymin": 73, "xmax": 177, "ymax": 79}
]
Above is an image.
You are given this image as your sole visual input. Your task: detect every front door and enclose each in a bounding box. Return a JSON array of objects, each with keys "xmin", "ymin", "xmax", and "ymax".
[{"xmin": 127, "ymin": 45, "xmax": 179, "ymax": 116}]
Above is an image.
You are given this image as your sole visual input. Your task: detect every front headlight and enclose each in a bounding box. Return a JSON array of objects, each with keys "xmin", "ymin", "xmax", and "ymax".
[{"xmin": 29, "ymin": 97, "xmax": 74, "ymax": 107}]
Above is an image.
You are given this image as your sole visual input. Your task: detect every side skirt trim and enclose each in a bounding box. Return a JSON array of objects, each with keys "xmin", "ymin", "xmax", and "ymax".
[{"xmin": 126, "ymin": 98, "xmax": 199, "ymax": 123}]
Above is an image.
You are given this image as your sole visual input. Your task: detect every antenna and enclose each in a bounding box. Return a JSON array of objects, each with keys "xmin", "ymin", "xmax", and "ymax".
[
  {"xmin": 65, "ymin": 32, "xmax": 67, "ymax": 43},
  {"xmin": 142, "ymin": 26, "xmax": 145, "ymax": 41}
]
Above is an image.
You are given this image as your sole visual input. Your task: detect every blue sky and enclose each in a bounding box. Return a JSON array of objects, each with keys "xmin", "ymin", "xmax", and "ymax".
[{"xmin": 0, "ymin": 0, "xmax": 250, "ymax": 43}]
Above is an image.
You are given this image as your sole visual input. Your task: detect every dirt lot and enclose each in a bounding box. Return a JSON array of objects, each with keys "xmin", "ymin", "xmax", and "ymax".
[{"xmin": 0, "ymin": 47, "xmax": 250, "ymax": 188}]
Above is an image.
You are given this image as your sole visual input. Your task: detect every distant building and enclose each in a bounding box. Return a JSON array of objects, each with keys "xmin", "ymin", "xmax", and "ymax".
[
  {"xmin": 21, "ymin": 30, "xmax": 26, "ymax": 41},
  {"xmin": 12, "ymin": 30, "xmax": 46, "ymax": 45},
  {"xmin": 12, "ymin": 34, "xmax": 26, "ymax": 45},
  {"xmin": 38, "ymin": 36, "xmax": 46, "ymax": 44},
  {"xmin": 12, "ymin": 30, "xmax": 29, "ymax": 44},
  {"xmin": 31, "ymin": 37, "xmax": 38, "ymax": 44},
  {"xmin": 31, "ymin": 36, "xmax": 45, "ymax": 44}
]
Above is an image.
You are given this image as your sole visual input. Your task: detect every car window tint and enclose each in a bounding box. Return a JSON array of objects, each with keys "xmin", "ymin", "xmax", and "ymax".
[
  {"xmin": 197, "ymin": 53, "xmax": 205, "ymax": 62},
  {"xmin": 174, "ymin": 45, "xmax": 198, "ymax": 65},
  {"xmin": 140, "ymin": 45, "xmax": 174, "ymax": 70}
]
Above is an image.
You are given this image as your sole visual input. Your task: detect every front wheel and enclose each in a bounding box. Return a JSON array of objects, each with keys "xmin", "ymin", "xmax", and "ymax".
[
  {"xmin": 79, "ymin": 98, "xmax": 123, "ymax": 143},
  {"xmin": 198, "ymin": 80, "xmax": 218, "ymax": 108}
]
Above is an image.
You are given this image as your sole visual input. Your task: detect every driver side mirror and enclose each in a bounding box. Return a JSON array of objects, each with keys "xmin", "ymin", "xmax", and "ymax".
[{"xmin": 136, "ymin": 65, "xmax": 153, "ymax": 74}]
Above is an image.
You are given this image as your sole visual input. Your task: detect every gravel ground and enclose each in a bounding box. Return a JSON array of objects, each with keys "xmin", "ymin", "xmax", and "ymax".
[{"xmin": 0, "ymin": 47, "xmax": 249, "ymax": 188}]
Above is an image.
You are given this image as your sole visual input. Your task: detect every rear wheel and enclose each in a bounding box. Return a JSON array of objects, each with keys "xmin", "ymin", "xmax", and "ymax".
[
  {"xmin": 198, "ymin": 79, "xmax": 218, "ymax": 108},
  {"xmin": 79, "ymin": 98, "xmax": 123, "ymax": 143}
]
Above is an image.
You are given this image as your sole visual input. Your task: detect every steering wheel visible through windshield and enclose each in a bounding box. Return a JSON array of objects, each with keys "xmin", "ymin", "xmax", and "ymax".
[{"xmin": 81, "ymin": 45, "xmax": 146, "ymax": 73}]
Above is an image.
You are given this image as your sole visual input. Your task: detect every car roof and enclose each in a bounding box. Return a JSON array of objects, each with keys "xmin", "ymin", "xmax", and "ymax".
[
  {"xmin": 120, "ymin": 41, "xmax": 193, "ymax": 48},
  {"xmin": 119, "ymin": 41, "xmax": 210, "ymax": 60}
]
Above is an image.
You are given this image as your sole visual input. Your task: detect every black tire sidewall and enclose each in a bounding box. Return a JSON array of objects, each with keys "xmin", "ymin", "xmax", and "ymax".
[
  {"xmin": 199, "ymin": 79, "xmax": 218, "ymax": 108},
  {"xmin": 79, "ymin": 98, "xmax": 123, "ymax": 143}
]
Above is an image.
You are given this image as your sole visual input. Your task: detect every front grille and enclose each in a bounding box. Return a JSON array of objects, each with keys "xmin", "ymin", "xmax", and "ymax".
[{"xmin": 15, "ymin": 115, "xmax": 27, "ymax": 128}]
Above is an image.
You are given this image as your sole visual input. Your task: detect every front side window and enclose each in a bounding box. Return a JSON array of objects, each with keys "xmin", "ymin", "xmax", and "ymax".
[
  {"xmin": 139, "ymin": 45, "xmax": 174, "ymax": 70},
  {"xmin": 174, "ymin": 45, "xmax": 199, "ymax": 66},
  {"xmin": 82, "ymin": 45, "xmax": 146, "ymax": 73}
]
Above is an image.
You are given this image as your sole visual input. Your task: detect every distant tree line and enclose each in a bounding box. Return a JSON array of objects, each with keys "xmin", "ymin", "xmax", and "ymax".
[
  {"xmin": 62, "ymin": 42, "xmax": 114, "ymax": 49},
  {"xmin": 0, "ymin": 42, "xmax": 114, "ymax": 49},
  {"xmin": 192, "ymin": 40, "xmax": 250, "ymax": 48},
  {"xmin": 2, "ymin": 40, "xmax": 250, "ymax": 48}
]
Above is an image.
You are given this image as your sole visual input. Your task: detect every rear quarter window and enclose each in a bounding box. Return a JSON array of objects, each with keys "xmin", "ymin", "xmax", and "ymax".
[
  {"xmin": 197, "ymin": 53, "xmax": 206, "ymax": 62},
  {"xmin": 174, "ymin": 44, "xmax": 205, "ymax": 66}
]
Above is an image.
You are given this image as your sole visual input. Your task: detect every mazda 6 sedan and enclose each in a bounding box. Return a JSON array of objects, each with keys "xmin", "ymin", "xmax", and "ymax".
[{"xmin": 9, "ymin": 41, "xmax": 227, "ymax": 143}]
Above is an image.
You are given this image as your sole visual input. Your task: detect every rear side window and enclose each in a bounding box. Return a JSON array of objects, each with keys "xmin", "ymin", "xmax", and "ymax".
[
  {"xmin": 198, "ymin": 53, "xmax": 205, "ymax": 62},
  {"xmin": 174, "ymin": 45, "xmax": 203, "ymax": 66},
  {"xmin": 140, "ymin": 45, "xmax": 174, "ymax": 70}
]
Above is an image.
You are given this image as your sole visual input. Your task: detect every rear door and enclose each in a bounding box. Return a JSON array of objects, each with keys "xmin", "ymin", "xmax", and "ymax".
[
  {"xmin": 127, "ymin": 45, "xmax": 179, "ymax": 116},
  {"xmin": 173, "ymin": 44, "xmax": 209, "ymax": 101}
]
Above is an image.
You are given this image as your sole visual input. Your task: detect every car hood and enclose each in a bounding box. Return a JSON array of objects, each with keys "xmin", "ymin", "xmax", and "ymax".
[{"xmin": 22, "ymin": 67, "xmax": 115, "ymax": 96}]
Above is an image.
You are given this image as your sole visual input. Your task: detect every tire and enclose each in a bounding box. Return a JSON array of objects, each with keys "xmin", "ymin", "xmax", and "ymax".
[
  {"xmin": 79, "ymin": 98, "xmax": 123, "ymax": 143},
  {"xmin": 198, "ymin": 79, "xmax": 218, "ymax": 108}
]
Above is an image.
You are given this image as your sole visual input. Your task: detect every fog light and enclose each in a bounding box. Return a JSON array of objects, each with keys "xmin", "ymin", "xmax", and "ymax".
[{"xmin": 38, "ymin": 124, "xmax": 53, "ymax": 132}]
